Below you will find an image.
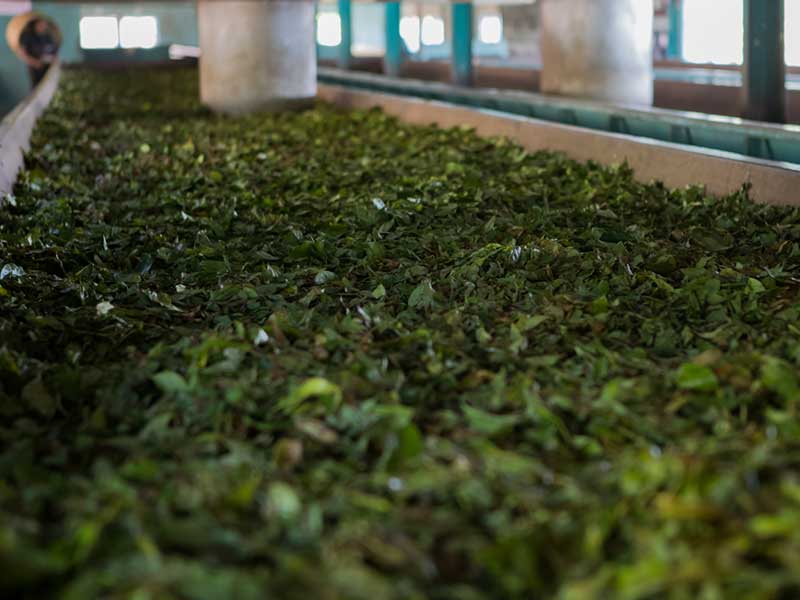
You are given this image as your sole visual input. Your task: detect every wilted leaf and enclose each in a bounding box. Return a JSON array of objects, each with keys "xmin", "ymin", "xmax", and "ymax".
[{"xmin": 408, "ymin": 280, "xmax": 435, "ymax": 309}]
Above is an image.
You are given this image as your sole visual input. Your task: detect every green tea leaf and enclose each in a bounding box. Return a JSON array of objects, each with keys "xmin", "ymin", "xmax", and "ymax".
[
  {"xmin": 152, "ymin": 371, "xmax": 190, "ymax": 394},
  {"xmin": 408, "ymin": 279, "xmax": 436, "ymax": 309},
  {"xmin": 463, "ymin": 405, "xmax": 521, "ymax": 436},
  {"xmin": 676, "ymin": 363, "xmax": 719, "ymax": 392},
  {"xmin": 279, "ymin": 377, "xmax": 343, "ymax": 414}
]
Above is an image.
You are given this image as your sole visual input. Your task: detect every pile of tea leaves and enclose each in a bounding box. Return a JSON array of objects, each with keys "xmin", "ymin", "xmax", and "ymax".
[{"xmin": 2, "ymin": 67, "xmax": 800, "ymax": 599}]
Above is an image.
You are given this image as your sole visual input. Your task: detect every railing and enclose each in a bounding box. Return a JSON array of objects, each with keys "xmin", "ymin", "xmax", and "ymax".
[{"xmin": 0, "ymin": 62, "xmax": 61, "ymax": 195}]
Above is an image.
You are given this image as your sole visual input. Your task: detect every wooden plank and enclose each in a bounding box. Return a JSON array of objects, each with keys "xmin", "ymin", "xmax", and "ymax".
[{"xmin": 318, "ymin": 82, "xmax": 800, "ymax": 206}]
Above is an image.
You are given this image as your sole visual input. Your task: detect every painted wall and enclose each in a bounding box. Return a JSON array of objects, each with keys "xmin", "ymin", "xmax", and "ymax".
[
  {"xmin": 0, "ymin": 3, "xmax": 82, "ymax": 113},
  {"xmin": 0, "ymin": 2, "xmax": 34, "ymax": 115},
  {"xmin": 0, "ymin": 15, "xmax": 29, "ymax": 114},
  {"xmin": 0, "ymin": 2, "xmax": 198, "ymax": 114},
  {"xmin": 35, "ymin": 3, "xmax": 82, "ymax": 63}
]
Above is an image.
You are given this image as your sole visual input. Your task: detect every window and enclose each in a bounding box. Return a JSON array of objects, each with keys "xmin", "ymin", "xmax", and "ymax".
[
  {"xmin": 352, "ymin": 4, "xmax": 384, "ymax": 57},
  {"xmin": 316, "ymin": 12, "xmax": 342, "ymax": 47},
  {"xmin": 420, "ymin": 15, "xmax": 445, "ymax": 47},
  {"xmin": 80, "ymin": 16, "xmax": 119, "ymax": 50},
  {"xmin": 119, "ymin": 16, "xmax": 158, "ymax": 49},
  {"xmin": 787, "ymin": 0, "xmax": 800, "ymax": 66},
  {"xmin": 400, "ymin": 16, "xmax": 421, "ymax": 53},
  {"xmin": 478, "ymin": 15, "xmax": 503, "ymax": 45},
  {"xmin": 682, "ymin": 0, "xmax": 743, "ymax": 64},
  {"xmin": 81, "ymin": 15, "xmax": 159, "ymax": 50},
  {"xmin": 399, "ymin": 14, "xmax": 444, "ymax": 52},
  {"xmin": 683, "ymin": 0, "xmax": 800, "ymax": 67}
]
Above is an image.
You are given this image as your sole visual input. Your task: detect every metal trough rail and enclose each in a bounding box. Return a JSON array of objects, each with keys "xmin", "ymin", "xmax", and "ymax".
[
  {"xmin": 0, "ymin": 62, "xmax": 61, "ymax": 195},
  {"xmin": 318, "ymin": 67, "xmax": 800, "ymax": 166},
  {"xmin": 318, "ymin": 81, "xmax": 800, "ymax": 206}
]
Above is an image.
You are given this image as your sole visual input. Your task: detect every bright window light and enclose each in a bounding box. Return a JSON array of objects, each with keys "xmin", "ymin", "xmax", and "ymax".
[
  {"xmin": 787, "ymin": 0, "xmax": 800, "ymax": 66},
  {"xmin": 317, "ymin": 12, "xmax": 342, "ymax": 47},
  {"xmin": 478, "ymin": 15, "xmax": 503, "ymax": 45},
  {"xmin": 119, "ymin": 16, "xmax": 158, "ymax": 49},
  {"xmin": 420, "ymin": 15, "xmax": 445, "ymax": 46},
  {"xmin": 79, "ymin": 16, "xmax": 119, "ymax": 50},
  {"xmin": 682, "ymin": 0, "xmax": 743, "ymax": 64},
  {"xmin": 400, "ymin": 16, "xmax": 420, "ymax": 53}
]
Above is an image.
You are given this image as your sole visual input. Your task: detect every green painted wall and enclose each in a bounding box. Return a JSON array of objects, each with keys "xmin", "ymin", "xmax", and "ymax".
[
  {"xmin": 0, "ymin": 15, "xmax": 30, "ymax": 115},
  {"xmin": 0, "ymin": 3, "xmax": 81, "ymax": 114},
  {"xmin": 34, "ymin": 2, "xmax": 82, "ymax": 63},
  {"xmin": 1, "ymin": 2, "xmax": 198, "ymax": 115}
]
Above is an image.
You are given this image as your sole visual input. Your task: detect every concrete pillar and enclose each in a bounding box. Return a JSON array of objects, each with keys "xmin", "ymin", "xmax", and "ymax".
[
  {"xmin": 198, "ymin": 0, "xmax": 316, "ymax": 115},
  {"xmin": 541, "ymin": 0, "xmax": 654, "ymax": 106}
]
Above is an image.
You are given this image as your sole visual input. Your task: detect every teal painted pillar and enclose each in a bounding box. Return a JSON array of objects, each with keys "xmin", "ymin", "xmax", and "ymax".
[
  {"xmin": 338, "ymin": 0, "xmax": 352, "ymax": 69},
  {"xmin": 384, "ymin": 2, "xmax": 402, "ymax": 77},
  {"xmin": 667, "ymin": 0, "xmax": 683, "ymax": 61},
  {"xmin": 743, "ymin": 0, "xmax": 785, "ymax": 123},
  {"xmin": 452, "ymin": 2, "xmax": 473, "ymax": 86}
]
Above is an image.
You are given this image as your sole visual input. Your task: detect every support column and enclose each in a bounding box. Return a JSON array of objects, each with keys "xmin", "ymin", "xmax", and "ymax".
[
  {"xmin": 198, "ymin": 0, "xmax": 316, "ymax": 115},
  {"xmin": 743, "ymin": 0, "xmax": 785, "ymax": 123},
  {"xmin": 540, "ymin": 0, "xmax": 654, "ymax": 106},
  {"xmin": 338, "ymin": 0, "xmax": 352, "ymax": 70},
  {"xmin": 384, "ymin": 2, "xmax": 402, "ymax": 77},
  {"xmin": 667, "ymin": 0, "xmax": 683, "ymax": 61},
  {"xmin": 452, "ymin": 2, "xmax": 473, "ymax": 86}
]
